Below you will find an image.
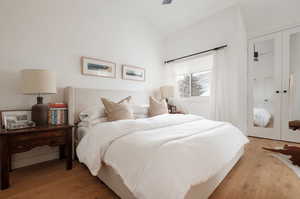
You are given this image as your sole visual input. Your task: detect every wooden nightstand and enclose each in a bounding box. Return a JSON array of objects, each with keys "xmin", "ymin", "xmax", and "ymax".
[{"xmin": 0, "ymin": 125, "xmax": 73, "ymax": 190}]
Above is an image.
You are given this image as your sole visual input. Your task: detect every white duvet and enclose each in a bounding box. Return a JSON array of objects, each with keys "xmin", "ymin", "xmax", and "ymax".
[{"xmin": 77, "ymin": 114, "xmax": 249, "ymax": 199}]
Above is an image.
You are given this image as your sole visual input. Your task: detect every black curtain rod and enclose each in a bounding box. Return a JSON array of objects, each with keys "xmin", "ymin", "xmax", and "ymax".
[{"xmin": 164, "ymin": 44, "xmax": 228, "ymax": 64}]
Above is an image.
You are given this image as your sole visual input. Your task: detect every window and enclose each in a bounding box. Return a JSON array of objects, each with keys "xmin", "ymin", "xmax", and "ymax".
[
  {"xmin": 191, "ymin": 71, "xmax": 211, "ymax": 96},
  {"xmin": 177, "ymin": 70, "xmax": 211, "ymax": 97},
  {"xmin": 177, "ymin": 74, "xmax": 191, "ymax": 98},
  {"xmin": 170, "ymin": 54, "xmax": 213, "ymax": 97}
]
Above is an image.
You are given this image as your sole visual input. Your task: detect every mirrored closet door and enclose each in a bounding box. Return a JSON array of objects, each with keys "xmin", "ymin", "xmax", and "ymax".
[
  {"xmin": 282, "ymin": 27, "xmax": 300, "ymax": 142},
  {"xmin": 248, "ymin": 33, "xmax": 282, "ymax": 140},
  {"xmin": 248, "ymin": 27, "xmax": 300, "ymax": 143}
]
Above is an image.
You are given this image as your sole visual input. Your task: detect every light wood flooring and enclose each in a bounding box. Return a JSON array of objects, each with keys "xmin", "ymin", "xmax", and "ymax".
[{"xmin": 1, "ymin": 137, "xmax": 300, "ymax": 199}]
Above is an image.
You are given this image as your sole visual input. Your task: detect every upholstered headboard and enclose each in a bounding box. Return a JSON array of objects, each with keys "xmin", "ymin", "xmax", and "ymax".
[{"xmin": 64, "ymin": 87, "xmax": 151, "ymax": 125}]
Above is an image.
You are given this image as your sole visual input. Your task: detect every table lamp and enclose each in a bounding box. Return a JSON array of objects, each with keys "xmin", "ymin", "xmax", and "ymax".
[
  {"xmin": 160, "ymin": 85, "xmax": 174, "ymax": 103},
  {"xmin": 21, "ymin": 69, "xmax": 57, "ymax": 126}
]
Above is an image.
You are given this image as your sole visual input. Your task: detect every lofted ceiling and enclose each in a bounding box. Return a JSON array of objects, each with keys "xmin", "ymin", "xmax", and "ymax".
[
  {"xmin": 106, "ymin": 0, "xmax": 300, "ymax": 38},
  {"xmin": 118, "ymin": 0, "xmax": 240, "ymax": 36}
]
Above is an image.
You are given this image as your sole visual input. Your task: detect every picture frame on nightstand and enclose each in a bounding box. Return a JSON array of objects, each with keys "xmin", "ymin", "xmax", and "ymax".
[{"xmin": 0, "ymin": 110, "xmax": 35, "ymax": 130}]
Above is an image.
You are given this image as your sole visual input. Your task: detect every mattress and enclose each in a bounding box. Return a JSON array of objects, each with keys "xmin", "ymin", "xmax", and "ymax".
[{"xmin": 97, "ymin": 147, "xmax": 244, "ymax": 199}]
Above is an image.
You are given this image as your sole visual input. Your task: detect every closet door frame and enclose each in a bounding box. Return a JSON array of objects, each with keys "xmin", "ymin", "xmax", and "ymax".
[
  {"xmin": 281, "ymin": 26, "xmax": 300, "ymax": 142},
  {"xmin": 247, "ymin": 32, "xmax": 283, "ymax": 140}
]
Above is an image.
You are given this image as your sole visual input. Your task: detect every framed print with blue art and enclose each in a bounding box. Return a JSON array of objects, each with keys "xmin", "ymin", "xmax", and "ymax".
[
  {"xmin": 81, "ymin": 57, "xmax": 116, "ymax": 78},
  {"xmin": 122, "ymin": 65, "xmax": 145, "ymax": 81}
]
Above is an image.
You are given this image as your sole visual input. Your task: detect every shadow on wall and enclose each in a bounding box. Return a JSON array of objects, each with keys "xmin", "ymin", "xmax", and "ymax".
[{"xmin": 0, "ymin": 69, "xmax": 64, "ymax": 110}]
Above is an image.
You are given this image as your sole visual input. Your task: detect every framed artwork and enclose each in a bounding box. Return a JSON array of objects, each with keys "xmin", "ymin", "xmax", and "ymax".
[
  {"xmin": 122, "ymin": 65, "xmax": 145, "ymax": 81},
  {"xmin": 1, "ymin": 110, "xmax": 35, "ymax": 130},
  {"xmin": 81, "ymin": 56, "xmax": 116, "ymax": 78}
]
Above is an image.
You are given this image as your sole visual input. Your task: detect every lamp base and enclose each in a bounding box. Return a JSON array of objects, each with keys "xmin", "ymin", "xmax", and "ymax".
[{"xmin": 32, "ymin": 96, "xmax": 49, "ymax": 126}]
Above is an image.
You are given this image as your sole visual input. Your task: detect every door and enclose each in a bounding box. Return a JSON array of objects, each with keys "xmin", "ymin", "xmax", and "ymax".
[
  {"xmin": 248, "ymin": 33, "xmax": 283, "ymax": 140},
  {"xmin": 282, "ymin": 27, "xmax": 300, "ymax": 142}
]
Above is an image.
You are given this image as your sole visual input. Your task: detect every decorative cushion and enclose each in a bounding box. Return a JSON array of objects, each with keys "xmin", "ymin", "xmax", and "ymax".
[
  {"xmin": 118, "ymin": 96, "xmax": 132, "ymax": 104},
  {"xmin": 101, "ymin": 96, "xmax": 134, "ymax": 121},
  {"xmin": 148, "ymin": 96, "xmax": 169, "ymax": 117}
]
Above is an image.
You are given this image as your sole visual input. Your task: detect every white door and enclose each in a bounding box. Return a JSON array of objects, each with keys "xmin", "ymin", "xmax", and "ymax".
[
  {"xmin": 248, "ymin": 33, "xmax": 283, "ymax": 140},
  {"xmin": 281, "ymin": 26, "xmax": 300, "ymax": 143}
]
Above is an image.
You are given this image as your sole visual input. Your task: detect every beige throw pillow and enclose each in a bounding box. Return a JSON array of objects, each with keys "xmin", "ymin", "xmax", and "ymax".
[
  {"xmin": 118, "ymin": 96, "xmax": 132, "ymax": 104},
  {"xmin": 149, "ymin": 96, "xmax": 169, "ymax": 117},
  {"xmin": 101, "ymin": 96, "xmax": 134, "ymax": 121}
]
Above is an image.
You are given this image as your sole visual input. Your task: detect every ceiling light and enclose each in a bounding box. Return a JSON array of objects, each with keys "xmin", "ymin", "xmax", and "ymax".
[
  {"xmin": 254, "ymin": 45, "xmax": 259, "ymax": 62},
  {"xmin": 162, "ymin": 0, "xmax": 173, "ymax": 5}
]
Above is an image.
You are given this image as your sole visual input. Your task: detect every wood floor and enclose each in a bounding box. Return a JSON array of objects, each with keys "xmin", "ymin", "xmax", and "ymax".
[{"xmin": 1, "ymin": 137, "xmax": 300, "ymax": 199}]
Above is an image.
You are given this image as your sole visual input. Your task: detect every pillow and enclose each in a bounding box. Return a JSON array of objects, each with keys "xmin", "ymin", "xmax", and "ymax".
[
  {"xmin": 78, "ymin": 96, "xmax": 132, "ymax": 122},
  {"xmin": 101, "ymin": 96, "xmax": 134, "ymax": 121},
  {"xmin": 79, "ymin": 105, "xmax": 106, "ymax": 122},
  {"xmin": 253, "ymin": 108, "xmax": 271, "ymax": 127},
  {"xmin": 148, "ymin": 96, "xmax": 169, "ymax": 117},
  {"xmin": 132, "ymin": 104, "xmax": 148, "ymax": 114},
  {"xmin": 117, "ymin": 96, "xmax": 132, "ymax": 104},
  {"xmin": 132, "ymin": 104, "xmax": 149, "ymax": 118},
  {"xmin": 78, "ymin": 117, "xmax": 108, "ymax": 127}
]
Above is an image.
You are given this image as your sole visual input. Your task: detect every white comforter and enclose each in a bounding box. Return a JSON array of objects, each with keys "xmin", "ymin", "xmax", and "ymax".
[{"xmin": 77, "ymin": 114, "xmax": 249, "ymax": 199}]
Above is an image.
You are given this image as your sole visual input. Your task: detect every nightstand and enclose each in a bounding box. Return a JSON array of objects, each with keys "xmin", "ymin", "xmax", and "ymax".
[{"xmin": 0, "ymin": 125, "xmax": 73, "ymax": 190}]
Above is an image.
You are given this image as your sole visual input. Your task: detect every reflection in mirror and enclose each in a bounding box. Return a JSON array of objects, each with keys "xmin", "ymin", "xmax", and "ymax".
[
  {"xmin": 288, "ymin": 32, "xmax": 300, "ymax": 131},
  {"xmin": 252, "ymin": 39, "xmax": 274, "ymax": 128}
]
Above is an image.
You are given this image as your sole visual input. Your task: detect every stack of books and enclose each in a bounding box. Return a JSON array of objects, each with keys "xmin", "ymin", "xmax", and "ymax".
[{"xmin": 48, "ymin": 103, "xmax": 68, "ymax": 125}]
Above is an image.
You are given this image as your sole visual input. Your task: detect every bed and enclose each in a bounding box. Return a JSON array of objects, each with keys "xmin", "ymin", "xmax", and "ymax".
[{"xmin": 65, "ymin": 87, "xmax": 248, "ymax": 199}]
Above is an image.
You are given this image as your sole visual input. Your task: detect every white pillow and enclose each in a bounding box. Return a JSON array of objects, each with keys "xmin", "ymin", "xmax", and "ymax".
[
  {"xmin": 79, "ymin": 105, "xmax": 106, "ymax": 122},
  {"xmin": 78, "ymin": 117, "xmax": 107, "ymax": 127},
  {"xmin": 79, "ymin": 104, "xmax": 149, "ymax": 122},
  {"xmin": 253, "ymin": 108, "xmax": 272, "ymax": 127},
  {"xmin": 132, "ymin": 104, "xmax": 149, "ymax": 115}
]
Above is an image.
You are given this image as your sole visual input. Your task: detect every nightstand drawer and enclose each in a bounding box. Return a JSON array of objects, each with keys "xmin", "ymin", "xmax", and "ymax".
[
  {"xmin": 9, "ymin": 131, "xmax": 66, "ymax": 153},
  {"xmin": 10, "ymin": 130, "xmax": 65, "ymax": 143}
]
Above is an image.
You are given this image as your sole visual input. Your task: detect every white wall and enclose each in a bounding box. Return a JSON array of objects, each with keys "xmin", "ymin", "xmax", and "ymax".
[
  {"xmin": 240, "ymin": 0, "xmax": 300, "ymax": 38},
  {"xmin": 0, "ymin": 0, "xmax": 164, "ymax": 168},
  {"xmin": 0, "ymin": 0, "xmax": 163, "ymax": 110},
  {"xmin": 163, "ymin": 6, "xmax": 248, "ymax": 133}
]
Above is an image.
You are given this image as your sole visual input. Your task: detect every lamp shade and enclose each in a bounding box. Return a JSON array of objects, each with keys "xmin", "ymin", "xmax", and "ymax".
[
  {"xmin": 160, "ymin": 85, "xmax": 174, "ymax": 99},
  {"xmin": 21, "ymin": 69, "xmax": 56, "ymax": 95}
]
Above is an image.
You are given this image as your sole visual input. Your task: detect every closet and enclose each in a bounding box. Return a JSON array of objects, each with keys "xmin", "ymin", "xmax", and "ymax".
[{"xmin": 248, "ymin": 26, "xmax": 300, "ymax": 142}]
